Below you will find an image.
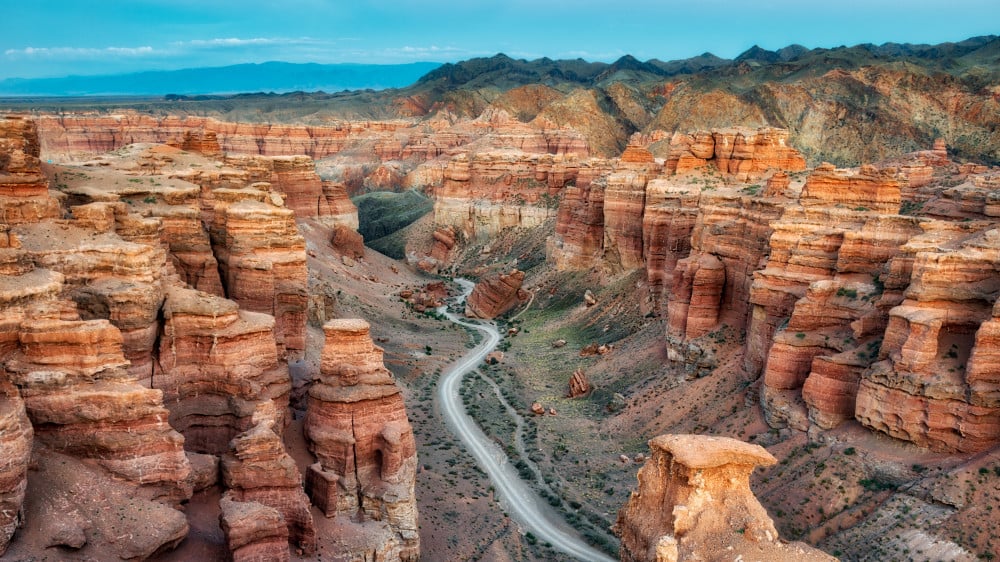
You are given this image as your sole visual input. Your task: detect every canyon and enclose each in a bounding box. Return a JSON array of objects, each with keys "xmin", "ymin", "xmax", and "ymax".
[{"xmin": 2, "ymin": 35, "xmax": 1000, "ymax": 561}]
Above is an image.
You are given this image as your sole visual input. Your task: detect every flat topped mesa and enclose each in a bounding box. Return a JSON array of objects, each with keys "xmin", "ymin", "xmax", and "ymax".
[{"xmin": 650, "ymin": 434, "xmax": 776, "ymax": 469}]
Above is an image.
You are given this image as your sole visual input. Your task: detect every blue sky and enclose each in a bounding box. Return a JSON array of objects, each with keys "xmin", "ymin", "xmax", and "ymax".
[{"xmin": 2, "ymin": 0, "xmax": 998, "ymax": 79}]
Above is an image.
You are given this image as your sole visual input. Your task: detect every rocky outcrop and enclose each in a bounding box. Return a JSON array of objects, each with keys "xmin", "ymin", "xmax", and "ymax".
[
  {"xmin": 0, "ymin": 379, "xmax": 31, "ymax": 556},
  {"xmin": 304, "ymin": 319, "xmax": 419, "ymax": 561},
  {"xmin": 36, "ymin": 114, "xmax": 412, "ymax": 160},
  {"xmin": 464, "ymin": 269, "xmax": 528, "ymax": 319},
  {"xmin": 433, "ymin": 150, "xmax": 580, "ymax": 239},
  {"xmin": 615, "ymin": 434, "xmax": 833, "ymax": 562},
  {"xmin": 799, "ymin": 163, "xmax": 901, "ymax": 214},
  {"xmin": 210, "ymin": 194, "xmax": 308, "ymax": 358},
  {"xmin": 665, "ymin": 127, "xmax": 807, "ymax": 181},
  {"xmin": 222, "ymin": 414, "xmax": 316, "ymax": 555},
  {"xmin": 156, "ymin": 286, "xmax": 291, "ymax": 454},
  {"xmin": 331, "ymin": 224, "xmax": 365, "ymax": 259},
  {"xmin": 0, "ymin": 115, "xmax": 61, "ymax": 225},
  {"xmin": 220, "ymin": 493, "xmax": 290, "ymax": 562},
  {"xmin": 3, "ymin": 313, "xmax": 191, "ymax": 502},
  {"xmin": 567, "ymin": 368, "xmax": 592, "ymax": 398},
  {"xmin": 854, "ymin": 227, "xmax": 1000, "ymax": 453}
]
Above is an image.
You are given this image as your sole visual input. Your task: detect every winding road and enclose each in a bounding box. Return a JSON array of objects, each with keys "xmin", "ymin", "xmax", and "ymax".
[{"xmin": 436, "ymin": 279, "xmax": 616, "ymax": 562}]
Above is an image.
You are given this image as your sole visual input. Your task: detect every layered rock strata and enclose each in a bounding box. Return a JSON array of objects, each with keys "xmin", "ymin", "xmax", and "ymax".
[
  {"xmin": 0, "ymin": 116, "xmax": 61, "ymax": 225},
  {"xmin": 665, "ymin": 127, "xmax": 807, "ymax": 180},
  {"xmin": 3, "ymin": 313, "xmax": 191, "ymax": 502},
  {"xmin": 220, "ymin": 492, "xmax": 291, "ymax": 562},
  {"xmin": 222, "ymin": 414, "xmax": 316, "ymax": 555},
  {"xmin": 615, "ymin": 434, "xmax": 833, "ymax": 562},
  {"xmin": 464, "ymin": 269, "xmax": 528, "ymax": 319},
  {"xmin": 210, "ymin": 192, "xmax": 308, "ymax": 358},
  {"xmin": 156, "ymin": 286, "xmax": 291, "ymax": 454},
  {"xmin": 0, "ymin": 379, "xmax": 31, "ymax": 556},
  {"xmin": 304, "ymin": 319, "xmax": 419, "ymax": 561}
]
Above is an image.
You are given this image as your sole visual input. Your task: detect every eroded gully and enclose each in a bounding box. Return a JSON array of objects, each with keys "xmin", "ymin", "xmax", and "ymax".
[{"xmin": 435, "ymin": 279, "xmax": 616, "ymax": 562}]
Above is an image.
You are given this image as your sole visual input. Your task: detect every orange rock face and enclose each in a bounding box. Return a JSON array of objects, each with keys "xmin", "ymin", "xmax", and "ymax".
[
  {"xmin": 156, "ymin": 286, "xmax": 291, "ymax": 454},
  {"xmin": 0, "ymin": 116, "xmax": 61, "ymax": 225},
  {"xmin": 0, "ymin": 380, "xmax": 31, "ymax": 556},
  {"xmin": 434, "ymin": 151, "xmax": 581, "ymax": 239},
  {"xmin": 800, "ymin": 163, "xmax": 901, "ymax": 214},
  {"xmin": 304, "ymin": 319, "xmax": 419, "ymax": 561},
  {"xmin": 615, "ymin": 434, "xmax": 833, "ymax": 562},
  {"xmin": 854, "ymin": 227, "xmax": 1000, "ymax": 452},
  {"xmin": 210, "ymin": 197, "xmax": 308, "ymax": 358},
  {"xmin": 4, "ymin": 314, "xmax": 191, "ymax": 502},
  {"xmin": 665, "ymin": 127, "xmax": 806, "ymax": 181},
  {"xmin": 222, "ymin": 417, "xmax": 316, "ymax": 555},
  {"xmin": 219, "ymin": 493, "xmax": 291, "ymax": 562},
  {"xmin": 465, "ymin": 269, "xmax": 528, "ymax": 319}
]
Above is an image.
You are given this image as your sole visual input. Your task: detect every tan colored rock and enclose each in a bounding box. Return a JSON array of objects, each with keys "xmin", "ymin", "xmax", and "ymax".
[
  {"xmin": 800, "ymin": 163, "xmax": 901, "ymax": 214},
  {"xmin": 615, "ymin": 434, "xmax": 834, "ymax": 562},
  {"xmin": 0, "ymin": 115, "xmax": 60, "ymax": 225},
  {"xmin": 211, "ymin": 199, "xmax": 307, "ymax": 357},
  {"xmin": 465, "ymin": 269, "xmax": 527, "ymax": 319},
  {"xmin": 0, "ymin": 380, "xmax": 31, "ymax": 556},
  {"xmin": 156, "ymin": 286, "xmax": 291, "ymax": 454},
  {"xmin": 219, "ymin": 492, "xmax": 290, "ymax": 562},
  {"xmin": 222, "ymin": 417, "xmax": 316, "ymax": 554},
  {"xmin": 531, "ymin": 402, "xmax": 545, "ymax": 415},
  {"xmin": 304, "ymin": 319, "xmax": 419, "ymax": 561},
  {"xmin": 4, "ymin": 315, "xmax": 191, "ymax": 502},
  {"xmin": 567, "ymin": 368, "xmax": 592, "ymax": 398}
]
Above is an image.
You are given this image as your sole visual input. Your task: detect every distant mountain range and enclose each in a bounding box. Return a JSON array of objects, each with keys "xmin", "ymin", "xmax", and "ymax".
[{"xmin": 0, "ymin": 61, "xmax": 443, "ymax": 96}]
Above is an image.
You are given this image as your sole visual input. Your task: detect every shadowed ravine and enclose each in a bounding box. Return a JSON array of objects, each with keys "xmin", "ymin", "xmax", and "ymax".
[{"xmin": 436, "ymin": 279, "xmax": 617, "ymax": 562}]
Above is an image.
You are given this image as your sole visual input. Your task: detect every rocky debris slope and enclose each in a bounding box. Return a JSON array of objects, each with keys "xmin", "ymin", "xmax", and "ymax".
[
  {"xmin": 615, "ymin": 434, "xmax": 834, "ymax": 562},
  {"xmin": 305, "ymin": 319, "xmax": 420, "ymax": 561}
]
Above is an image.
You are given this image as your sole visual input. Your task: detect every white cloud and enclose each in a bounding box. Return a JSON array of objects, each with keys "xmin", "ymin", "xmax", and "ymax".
[
  {"xmin": 177, "ymin": 37, "xmax": 316, "ymax": 48},
  {"xmin": 5, "ymin": 46, "xmax": 155, "ymax": 57}
]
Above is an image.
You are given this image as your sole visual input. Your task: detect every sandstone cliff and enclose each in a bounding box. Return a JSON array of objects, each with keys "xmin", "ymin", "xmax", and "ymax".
[{"xmin": 305, "ymin": 319, "xmax": 420, "ymax": 561}]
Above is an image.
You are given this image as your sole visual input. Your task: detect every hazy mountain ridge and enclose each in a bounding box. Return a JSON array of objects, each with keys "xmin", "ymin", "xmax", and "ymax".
[{"xmin": 0, "ymin": 61, "xmax": 443, "ymax": 96}]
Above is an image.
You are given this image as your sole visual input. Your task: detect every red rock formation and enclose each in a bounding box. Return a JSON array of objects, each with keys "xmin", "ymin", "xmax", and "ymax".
[
  {"xmin": 319, "ymin": 180, "xmax": 359, "ymax": 229},
  {"xmin": 615, "ymin": 434, "xmax": 832, "ymax": 562},
  {"xmin": 855, "ymin": 227, "xmax": 1000, "ymax": 453},
  {"xmin": 210, "ymin": 196, "xmax": 307, "ymax": 358},
  {"xmin": 549, "ymin": 169, "xmax": 610, "ymax": 270},
  {"xmin": 0, "ymin": 115, "xmax": 61, "ymax": 225},
  {"xmin": 220, "ymin": 492, "xmax": 290, "ymax": 562},
  {"xmin": 156, "ymin": 286, "xmax": 291, "ymax": 454},
  {"xmin": 429, "ymin": 225, "xmax": 457, "ymax": 263},
  {"xmin": 4, "ymin": 314, "xmax": 191, "ymax": 502},
  {"xmin": 666, "ymin": 127, "xmax": 806, "ymax": 181},
  {"xmin": 434, "ymin": 150, "xmax": 579, "ymax": 238},
  {"xmin": 667, "ymin": 253, "xmax": 726, "ymax": 340},
  {"xmin": 222, "ymin": 416, "xmax": 316, "ymax": 554},
  {"xmin": 304, "ymin": 319, "xmax": 419, "ymax": 561},
  {"xmin": 0, "ymin": 379, "xmax": 31, "ymax": 556},
  {"xmin": 13, "ymin": 220, "xmax": 167, "ymax": 378},
  {"xmin": 642, "ymin": 179, "xmax": 699, "ymax": 312},
  {"xmin": 567, "ymin": 368, "xmax": 592, "ymax": 398},
  {"xmin": 330, "ymin": 224, "xmax": 365, "ymax": 259},
  {"xmin": 800, "ymin": 163, "xmax": 901, "ymax": 214},
  {"xmin": 465, "ymin": 269, "xmax": 528, "ymax": 319},
  {"xmin": 36, "ymin": 114, "xmax": 412, "ymax": 160}
]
